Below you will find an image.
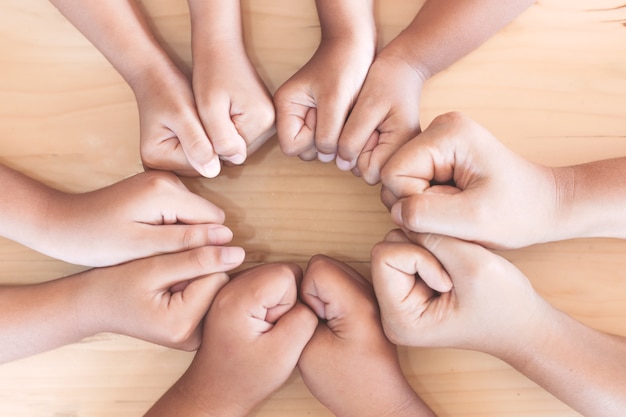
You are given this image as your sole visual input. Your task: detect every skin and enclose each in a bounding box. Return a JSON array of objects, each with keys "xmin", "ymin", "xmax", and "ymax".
[
  {"xmin": 0, "ymin": 165, "xmax": 241, "ymax": 267},
  {"xmin": 49, "ymin": 0, "xmax": 218, "ymax": 177},
  {"xmin": 380, "ymin": 111, "xmax": 626, "ymax": 248},
  {"xmin": 371, "ymin": 229, "xmax": 626, "ymax": 416},
  {"xmin": 0, "ymin": 246, "xmax": 243, "ymax": 364},
  {"xmin": 299, "ymin": 255, "xmax": 436, "ymax": 417},
  {"xmin": 336, "ymin": 0, "xmax": 536, "ymax": 184},
  {"xmin": 273, "ymin": 0, "xmax": 376, "ymax": 162},
  {"xmin": 144, "ymin": 263, "xmax": 318, "ymax": 417},
  {"xmin": 188, "ymin": 0, "xmax": 276, "ymax": 165}
]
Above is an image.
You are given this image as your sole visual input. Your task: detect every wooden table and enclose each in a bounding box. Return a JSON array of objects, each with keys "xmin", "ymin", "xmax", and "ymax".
[{"xmin": 1, "ymin": 1, "xmax": 625, "ymax": 416}]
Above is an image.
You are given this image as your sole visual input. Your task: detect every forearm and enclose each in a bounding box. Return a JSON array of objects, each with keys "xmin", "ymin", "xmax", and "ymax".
[
  {"xmin": 0, "ymin": 275, "xmax": 94, "ymax": 364},
  {"xmin": 49, "ymin": 0, "xmax": 178, "ymax": 90},
  {"xmin": 502, "ymin": 306, "xmax": 626, "ymax": 416},
  {"xmin": 0, "ymin": 164, "xmax": 61, "ymax": 251},
  {"xmin": 145, "ymin": 365, "xmax": 249, "ymax": 417},
  {"xmin": 382, "ymin": 0, "xmax": 534, "ymax": 80},
  {"xmin": 315, "ymin": 0, "xmax": 376, "ymax": 44},
  {"xmin": 552, "ymin": 157, "xmax": 626, "ymax": 240}
]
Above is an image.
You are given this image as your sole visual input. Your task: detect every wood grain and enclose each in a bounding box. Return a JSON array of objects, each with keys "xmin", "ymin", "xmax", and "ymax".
[{"xmin": 1, "ymin": 0, "xmax": 625, "ymax": 416}]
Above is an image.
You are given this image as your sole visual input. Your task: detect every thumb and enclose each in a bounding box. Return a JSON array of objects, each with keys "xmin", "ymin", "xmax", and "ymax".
[
  {"xmin": 175, "ymin": 111, "xmax": 222, "ymax": 178},
  {"xmin": 200, "ymin": 97, "xmax": 248, "ymax": 165},
  {"xmin": 275, "ymin": 99, "xmax": 317, "ymax": 157},
  {"xmin": 165, "ymin": 272, "xmax": 230, "ymax": 349},
  {"xmin": 391, "ymin": 191, "xmax": 475, "ymax": 239},
  {"xmin": 267, "ymin": 303, "xmax": 317, "ymax": 359}
]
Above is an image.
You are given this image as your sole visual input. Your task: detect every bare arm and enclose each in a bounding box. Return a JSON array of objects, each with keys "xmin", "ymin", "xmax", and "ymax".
[
  {"xmin": 337, "ymin": 0, "xmax": 535, "ymax": 184},
  {"xmin": 0, "ymin": 247, "xmax": 235, "ymax": 364},
  {"xmin": 49, "ymin": 0, "xmax": 220, "ymax": 177},
  {"xmin": 186, "ymin": 0, "xmax": 276, "ymax": 164},
  {"xmin": 553, "ymin": 158, "xmax": 626, "ymax": 241},
  {"xmin": 387, "ymin": 0, "xmax": 536, "ymax": 81}
]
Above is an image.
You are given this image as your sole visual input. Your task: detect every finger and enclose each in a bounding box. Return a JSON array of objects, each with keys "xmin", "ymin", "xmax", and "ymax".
[
  {"xmin": 145, "ymin": 246, "xmax": 245, "ymax": 290},
  {"xmin": 266, "ymin": 302, "xmax": 318, "ymax": 363},
  {"xmin": 167, "ymin": 272, "xmax": 231, "ymax": 350},
  {"xmin": 275, "ymin": 97, "xmax": 317, "ymax": 157},
  {"xmin": 175, "ymin": 111, "xmax": 222, "ymax": 178},
  {"xmin": 336, "ymin": 97, "xmax": 386, "ymax": 171},
  {"xmin": 232, "ymin": 98, "xmax": 276, "ymax": 155},
  {"xmin": 390, "ymin": 192, "xmax": 476, "ymax": 240},
  {"xmin": 233, "ymin": 263, "xmax": 302, "ymax": 325},
  {"xmin": 301, "ymin": 255, "xmax": 373, "ymax": 320},
  {"xmin": 298, "ymin": 146, "xmax": 318, "ymax": 162},
  {"xmin": 159, "ymin": 183, "xmax": 226, "ymax": 225},
  {"xmin": 370, "ymin": 240, "xmax": 452, "ymax": 307},
  {"xmin": 357, "ymin": 127, "xmax": 417, "ymax": 186},
  {"xmin": 409, "ymin": 233, "xmax": 487, "ymax": 277},
  {"xmin": 379, "ymin": 122, "xmax": 457, "ymax": 199},
  {"xmin": 380, "ymin": 185, "xmax": 398, "ymax": 210},
  {"xmin": 383, "ymin": 228, "xmax": 411, "ymax": 243},
  {"xmin": 141, "ymin": 135, "xmax": 199, "ymax": 176},
  {"xmin": 138, "ymin": 224, "xmax": 234, "ymax": 257},
  {"xmin": 314, "ymin": 96, "xmax": 351, "ymax": 156},
  {"xmin": 199, "ymin": 97, "xmax": 248, "ymax": 165}
]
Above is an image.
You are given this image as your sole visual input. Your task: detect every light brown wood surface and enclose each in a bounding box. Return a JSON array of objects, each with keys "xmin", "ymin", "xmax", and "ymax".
[{"xmin": 1, "ymin": 1, "xmax": 625, "ymax": 416}]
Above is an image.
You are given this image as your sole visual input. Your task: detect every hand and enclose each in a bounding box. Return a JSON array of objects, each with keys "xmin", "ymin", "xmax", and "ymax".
[
  {"xmin": 274, "ymin": 37, "xmax": 374, "ymax": 162},
  {"xmin": 145, "ymin": 263, "xmax": 317, "ymax": 417},
  {"xmin": 380, "ymin": 112, "xmax": 562, "ymax": 249},
  {"xmin": 371, "ymin": 229, "xmax": 548, "ymax": 356},
  {"xmin": 78, "ymin": 245, "xmax": 243, "ymax": 351},
  {"xmin": 336, "ymin": 51, "xmax": 424, "ymax": 184},
  {"xmin": 192, "ymin": 42, "xmax": 275, "ymax": 165},
  {"xmin": 299, "ymin": 255, "xmax": 434, "ymax": 417},
  {"xmin": 134, "ymin": 68, "xmax": 221, "ymax": 178},
  {"xmin": 46, "ymin": 170, "xmax": 239, "ymax": 267}
]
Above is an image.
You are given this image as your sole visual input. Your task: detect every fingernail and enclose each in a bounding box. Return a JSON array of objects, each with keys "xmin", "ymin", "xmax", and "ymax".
[
  {"xmin": 336, "ymin": 157, "xmax": 354, "ymax": 171},
  {"xmin": 201, "ymin": 158, "xmax": 221, "ymax": 178},
  {"xmin": 222, "ymin": 152, "xmax": 246, "ymax": 165},
  {"xmin": 391, "ymin": 203, "xmax": 403, "ymax": 225},
  {"xmin": 221, "ymin": 246, "xmax": 245, "ymax": 265},
  {"xmin": 317, "ymin": 152, "xmax": 336, "ymax": 163}
]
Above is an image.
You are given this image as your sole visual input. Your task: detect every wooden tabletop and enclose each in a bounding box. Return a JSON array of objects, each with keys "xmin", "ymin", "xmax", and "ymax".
[{"xmin": 1, "ymin": 1, "xmax": 625, "ymax": 416}]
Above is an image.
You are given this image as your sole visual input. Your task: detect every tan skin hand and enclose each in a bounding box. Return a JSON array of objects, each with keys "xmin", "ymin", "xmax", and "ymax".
[
  {"xmin": 336, "ymin": 52, "xmax": 424, "ymax": 185},
  {"xmin": 44, "ymin": 170, "xmax": 240, "ymax": 267},
  {"xmin": 145, "ymin": 263, "xmax": 317, "ymax": 417},
  {"xmin": 299, "ymin": 255, "xmax": 435, "ymax": 417},
  {"xmin": 192, "ymin": 41, "xmax": 275, "ymax": 165}
]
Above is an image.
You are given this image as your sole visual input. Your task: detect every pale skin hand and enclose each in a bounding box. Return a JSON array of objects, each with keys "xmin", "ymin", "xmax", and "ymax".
[
  {"xmin": 0, "ymin": 166, "xmax": 239, "ymax": 267},
  {"xmin": 188, "ymin": 0, "xmax": 276, "ymax": 165},
  {"xmin": 273, "ymin": 0, "xmax": 376, "ymax": 162},
  {"xmin": 0, "ymin": 245, "xmax": 243, "ymax": 364},
  {"xmin": 298, "ymin": 255, "xmax": 436, "ymax": 417},
  {"xmin": 380, "ymin": 111, "xmax": 561, "ymax": 249},
  {"xmin": 49, "ymin": 0, "xmax": 220, "ymax": 177},
  {"xmin": 380, "ymin": 112, "xmax": 626, "ymax": 248},
  {"xmin": 337, "ymin": 0, "xmax": 536, "ymax": 184},
  {"xmin": 144, "ymin": 263, "xmax": 318, "ymax": 417},
  {"xmin": 371, "ymin": 229, "xmax": 626, "ymax": 417}
]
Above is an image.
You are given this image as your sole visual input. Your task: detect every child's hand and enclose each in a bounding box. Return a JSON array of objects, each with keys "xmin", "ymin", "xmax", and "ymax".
[
  {"xmin": 380, "ymin": 112, "xmax": 561, "ymax": 249},
  {"xmin": 78, "ymin": 246, "xmax": 241, "ymax": 351},
  {"xmin": 274, "ymin": 37, "xmax": 374, "ymax": 162},
  {"xmin": 134, "ymin": 69, "xmax": 221, "ymax": 178},
  {"xmin": 336, "ymin": 52, "xmax": 424, "ymax": 185},
  {"xmin": 47, "ymin": 170, "xmax": 239, "ymax": 267},
  {"xmin": 299, "ymin": 255, "xmax": 435, "ymax": 417},
  {"xmin": 192, "ymin": 43, "xmax": 275, "ymax": 165},
  {"xmin": 145, "ymin": 263, "xmax": 317, "ymax": 417},
  {"xmin": 371, "ymin": 229, "xmax": 545, "ymax": 355}
]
